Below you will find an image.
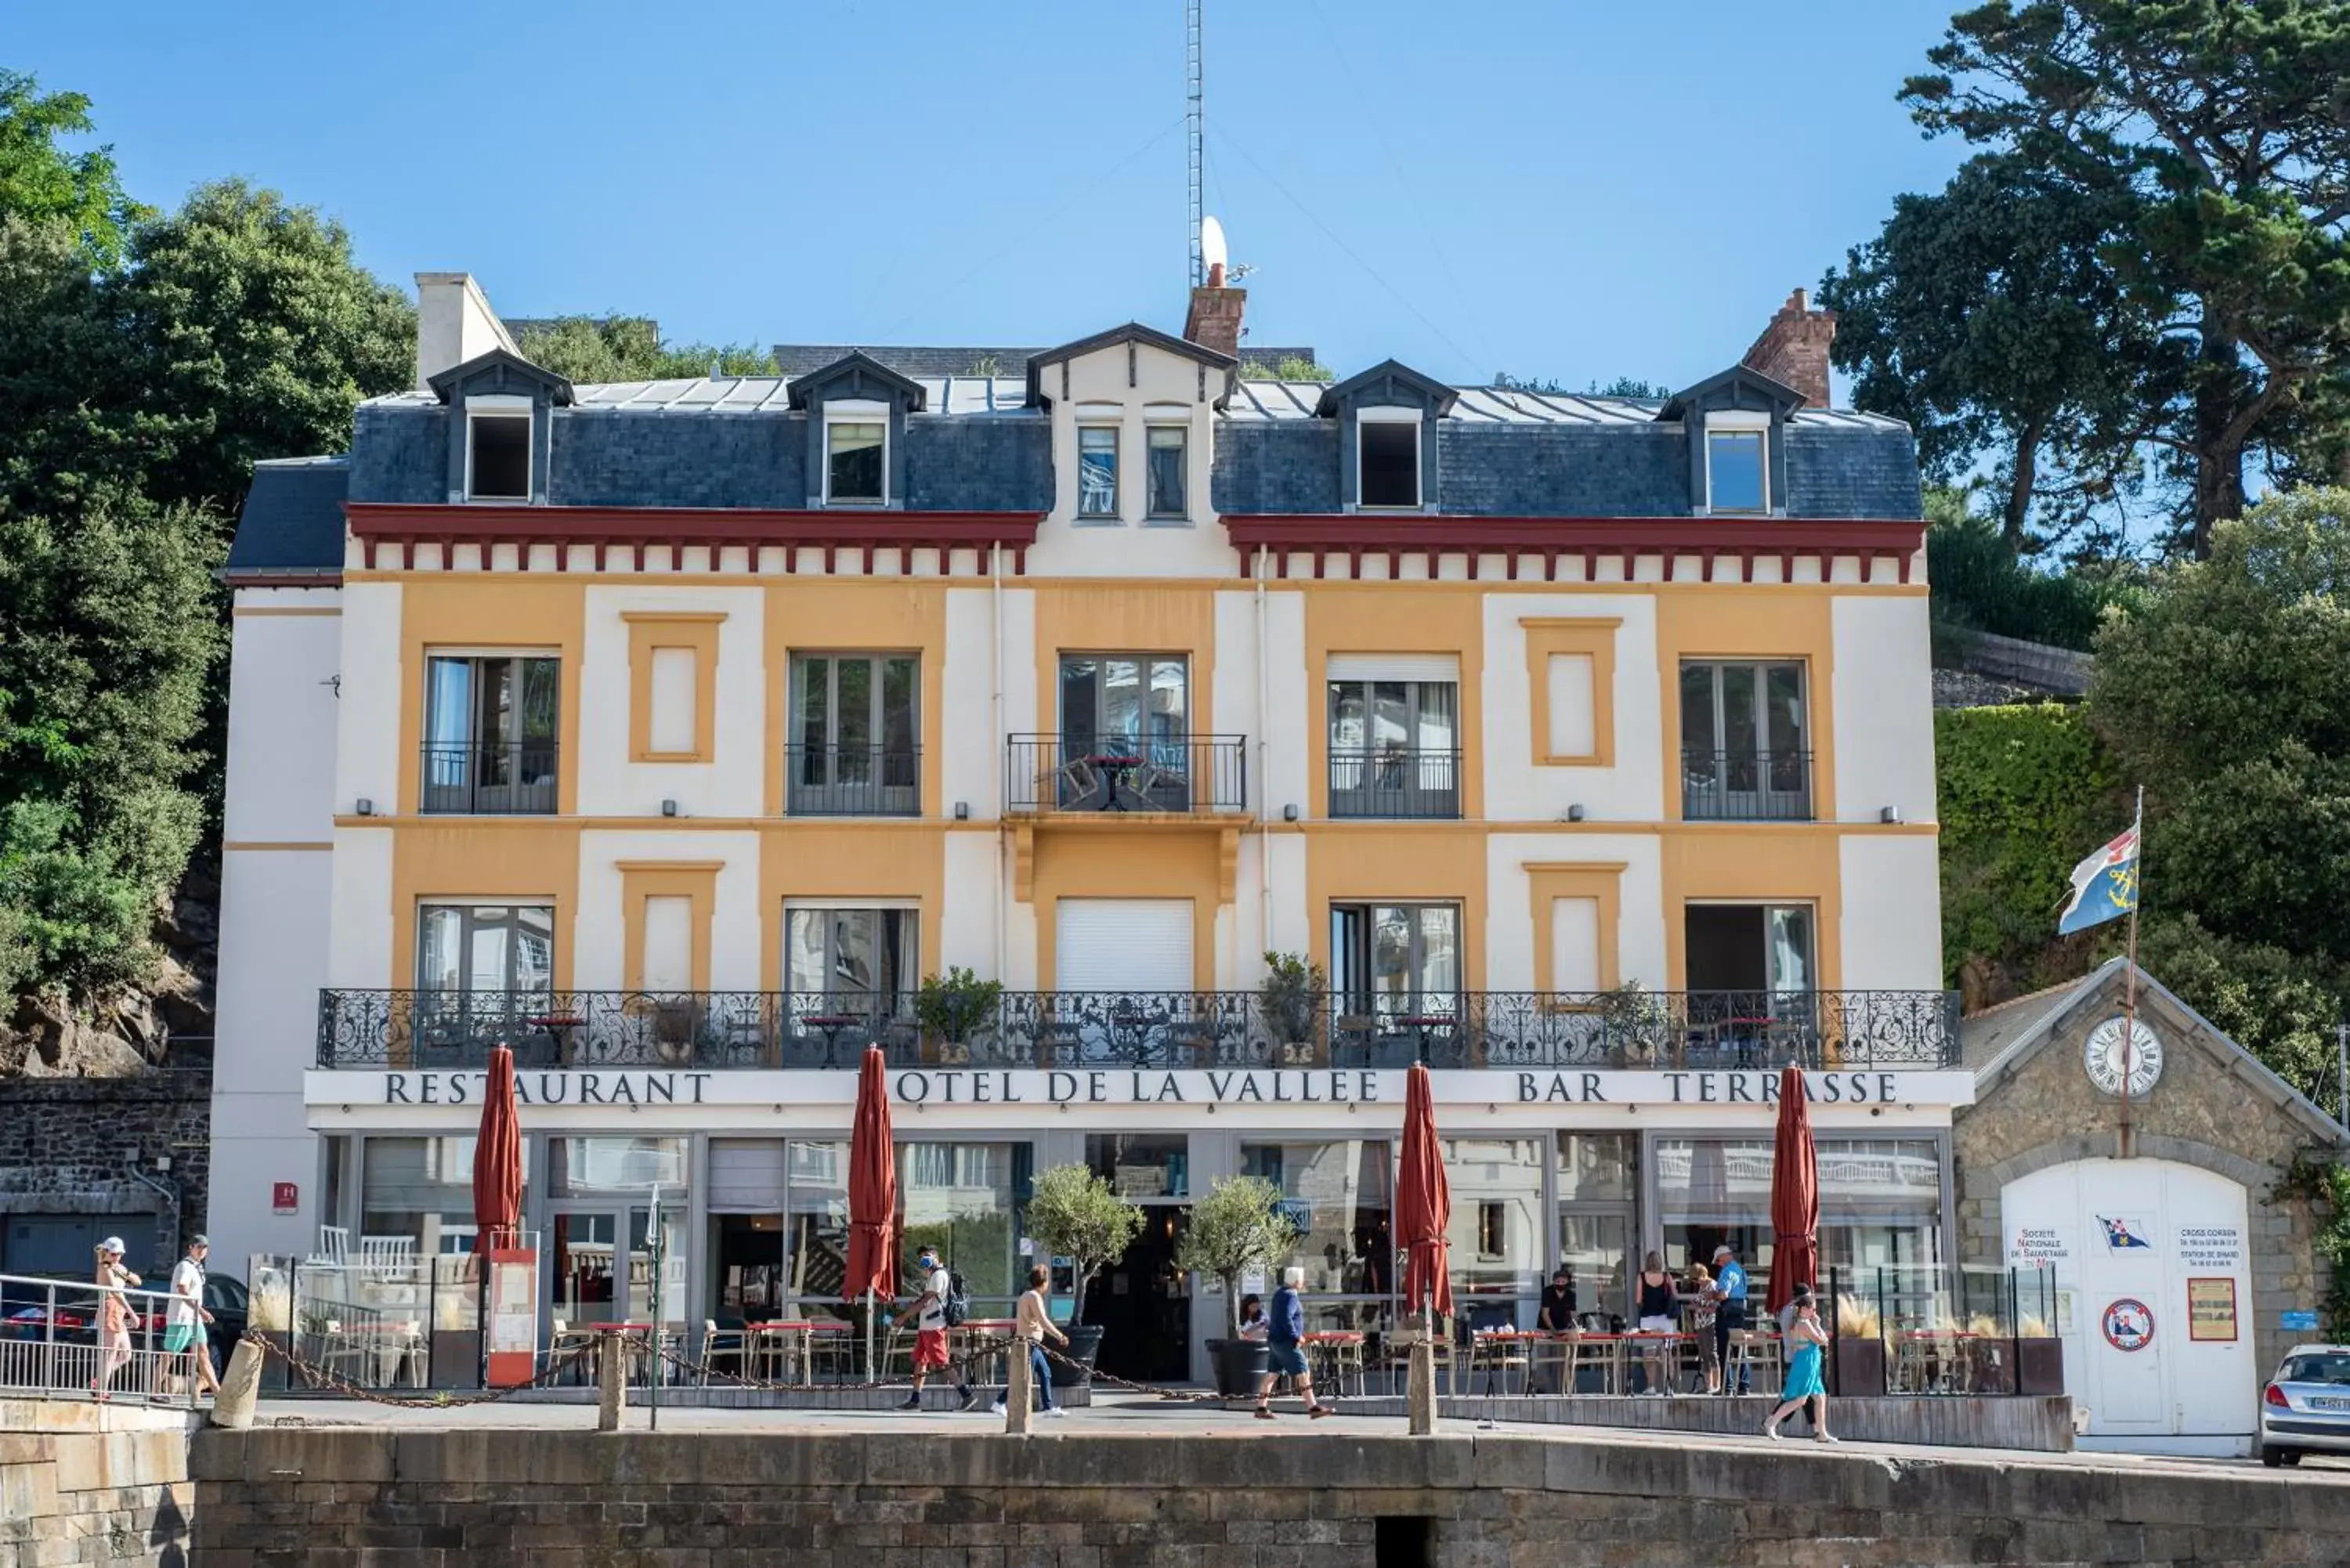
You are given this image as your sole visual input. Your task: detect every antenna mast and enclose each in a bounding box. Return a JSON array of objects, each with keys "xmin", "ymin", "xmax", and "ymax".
[{"xmin": 1187, "ymin": 0, "xmax": 1204, "ymax": 287}]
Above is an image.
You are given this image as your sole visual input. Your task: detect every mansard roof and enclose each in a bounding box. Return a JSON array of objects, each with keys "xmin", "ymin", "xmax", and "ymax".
[
  {"xmin": 783, "ymin": 349, "xmax": 929, "ymax": 413},
  {"xmin": 1655, "ymin": 363, "xmax": 1806, "ymax": 422},
  {"xmin": 1313, "ymin": 359, "xmax": 1460, "ymax": 418}
]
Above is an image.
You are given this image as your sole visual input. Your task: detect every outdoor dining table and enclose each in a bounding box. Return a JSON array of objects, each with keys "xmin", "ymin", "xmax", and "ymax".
[
  {"xmin": 1892, "ymin": 1329, "xmax": 1974, "ymax": 1394},
  {"xmin": 598, "ymin": 1321, "xmax": 681, "ymax": 1383},
  {"xmin": 1618, "ymin": 1331, "xmax": 1696, "ymax": 1396},
  {"xmin": 800, "ymin": 1016, "xmax": 862, "ymax": 1066},
  {"xmin": 1463, "ymin": 1330, "xmax": 1550, "ymax": 1397},
  {"xmin": 952, "ymin": 1319, "xmax": 1019, "ymax": 1390},
  {"xmin": 745, "ymin": 1320, "xmax": 818, "ymax": 1383},
  {"xmin": 1300, "ymin": 1331, "xmax": 1366, "ymax": 1396}
]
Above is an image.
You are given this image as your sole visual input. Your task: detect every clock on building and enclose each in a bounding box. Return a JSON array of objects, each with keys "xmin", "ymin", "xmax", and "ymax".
[{"xmin": 2083, "ymin": 1016, "xmax": 2164, "ymax": 1098}]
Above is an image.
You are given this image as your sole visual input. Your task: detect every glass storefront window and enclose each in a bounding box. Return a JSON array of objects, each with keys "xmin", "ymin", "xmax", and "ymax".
[
  {"xmin": 550, "ymin": 1137, "xmax": 688, "ymax": 1197},
  {"xmin": 1655, "ymin": 1136, "xmax": 1947, "ymax": 1305},
  {"xmin": 783, "ymin": 1141, "xmax": 848, "ymax": 1317},
  {"xmin": 1655, "ymin": 1136, "xmax": 1776, "ymax": 1290},
  {"xmin": 1240, "ymin": 1140, "xmax": 1393, "ymax": 1303},
  {"xmin": 1555, "ymin": 1131, "xmax": 1637, "ymax": 1325},
  {"xmin": 360, "ymin": 1135, "xmax": 526, "ymax": 1252},
  {"xmin": 1086, "ymin": 1134, "xmax": 1188, "ymax": 1200},
  {"xmin": 898, "ymin": 1141, "xmax": 1029, "ymax": 1307},
  {"xmin": 1441, "ymin": 1137, "xmax": 1543, "ymax": 1321},
  {"xmin": 1817, "ymin": 1139, "xmax": 1945, "ymax": 1316},
  {"xmin": 1555, "ymin": 1133, "xmax": 1636, "ymax": 1202}
]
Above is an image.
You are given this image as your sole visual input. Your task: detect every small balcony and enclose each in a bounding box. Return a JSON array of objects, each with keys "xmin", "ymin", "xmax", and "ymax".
[
  {"xmin": 785, "ymin": 746, "xmax": 921, "ymax": 816},
  {"xmin": 1327, "ymin": 746, "xmax": 1462, "ymax": 819},
  {"xmin": 1681, "ymin": 748, "xmax": 1813, "ymax": 822},
  {"xmin": 1005, "ymin": 734, "xmax": 1248, "ymax": 815},
  {"xmin": 316, "ymin": 987, "xmax": 1960, "ymax": 1071},
  {"xmin": 419, "ymin": 741, "xmax": 558, "ymax": 815}
]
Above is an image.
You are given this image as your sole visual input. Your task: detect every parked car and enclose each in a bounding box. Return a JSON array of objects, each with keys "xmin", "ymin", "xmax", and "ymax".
[
  {"xmin": 2261, "ymin": 1344, "xmax": 2350, "ymax": 1466},
  {"xmin": 203, "ymin": 1273, "xmax": 250, "ymax": 1347},
  {"xmin": 1, "ymin": 1301, "xmax": 168, "ymax": 1342}
]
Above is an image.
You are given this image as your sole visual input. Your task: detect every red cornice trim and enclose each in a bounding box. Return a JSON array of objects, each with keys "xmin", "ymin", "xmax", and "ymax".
[
  {"xmin": 343, "ymin": 503, "xmax": 1043, "ymax": 574},
  {"xmin": 1220, "ymin": 514, "xmax": 1925, "ymax": 583}
]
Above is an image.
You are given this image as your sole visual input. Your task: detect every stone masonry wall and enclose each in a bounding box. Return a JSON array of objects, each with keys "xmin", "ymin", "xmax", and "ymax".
[
  {"xmin": 0, "ymin": 1400, "xmax": 194, "ymax": 1568},
  {"xmin": 1953, "ymin": 980, "xmax": 2330, "ymax": 1381},
  {"xmin": 0, "ymin": 1072, "xmax": 211, "ymax": 1279},
  {"xmin": 190, "ymin": 1425, "xmax": 2350, "ymax": 1567}
]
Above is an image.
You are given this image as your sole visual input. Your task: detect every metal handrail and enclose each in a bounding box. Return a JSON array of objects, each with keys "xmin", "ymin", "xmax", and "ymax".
[
  {"xmin": 1679, "ymin": 747, "xmax": 1814, "ymax": 822},
  {"xmin": 0, "ymin": 1268, "xmax": 205, "ymax": 1404},
  {"xmin": 1004, "ymin": 733, "xmax": 1248, "ymax": 815},
  {"xmin": 418, "ymin": 739, "xmax": 559, "ymax": 815}
]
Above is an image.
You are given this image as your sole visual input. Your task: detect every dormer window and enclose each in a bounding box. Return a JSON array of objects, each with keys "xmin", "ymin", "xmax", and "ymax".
[
  {"xmin": 1705, "ymin": 413, "xmax": 1770, "ymax": 514},
  {"xmin": 824, "ymin": 400, "xmax": 888, "ymax": 505},
  {"xmin": 465, "ymin": 396, "xmax": 532, "ymax": 501},
  {"xmin": 1078, "ymin": 425, "xmax": 1120, "ymax": 518},
  {"xmin": 1358, "ymin": 408, "xmax": 1423, "ymax": 509}
]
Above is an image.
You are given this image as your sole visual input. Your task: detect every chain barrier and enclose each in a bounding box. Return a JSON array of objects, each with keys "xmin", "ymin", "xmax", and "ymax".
[{"xmin": 239, "ymin": 1331, "xmax": 596, "ymax": 1410}]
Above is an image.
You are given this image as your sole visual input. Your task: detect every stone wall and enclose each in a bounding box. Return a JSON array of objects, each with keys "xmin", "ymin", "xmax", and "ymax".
[
  {"xmin": 190, "ymin": 1425, "xmax": 2350, "ymax": 1567},
  {"xmin": 0, "ymin": 1399, "xmax": 193, "ymax": 1568},
  {"xmin": 0, "ymin": 1071, "xmax": 211, "ymax": 1278}
]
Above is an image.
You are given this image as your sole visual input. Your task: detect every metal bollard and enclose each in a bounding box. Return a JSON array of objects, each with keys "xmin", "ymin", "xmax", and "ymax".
[
  {"xmin": 1003, "ymin": 1341, "xmax": 1032, "ymax": 1435},
  {"xmin": 211, "ymin": 1339, "xmax": 265, "ymax": 1429},
  {"xmin": 597, "ymin": 1328, "xmax": 624, "ymax": 1432}
]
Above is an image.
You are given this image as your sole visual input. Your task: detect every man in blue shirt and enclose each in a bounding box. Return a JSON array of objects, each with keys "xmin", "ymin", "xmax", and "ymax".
[
  {"xmin": 1712, "ymin": 1245, "xmax": 1750, "ymax": 1394},
  {"xmin": 1253, "ymin": 1267, "xmax": 1334, "ymax": 1419}
]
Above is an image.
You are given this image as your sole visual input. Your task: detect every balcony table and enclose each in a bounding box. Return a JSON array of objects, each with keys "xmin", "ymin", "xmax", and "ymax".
[
  {"xmin": 1395, "ymin": 1015, "xmax": 1459, "ymax": 1065},
  {"xmin": 523, "ymin": 1013, "xmax": 585, "ymax": 1063},
  {"xmin": 1080, "ymin": 753, "xmax": 1144, "ymax": 811},
  {"xmin": 799, "ymin": 1015, "xmax": 862, "ymax": 1067}
]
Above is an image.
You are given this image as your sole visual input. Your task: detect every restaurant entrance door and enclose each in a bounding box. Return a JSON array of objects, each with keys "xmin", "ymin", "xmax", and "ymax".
[
  {"xmin": 548, "ymin": 1203, "xmax": 686, "ymax": 1333},
  {"xmin": 1086, "ymin": 1206, "xmax": 1191, "ymax": 1385}
]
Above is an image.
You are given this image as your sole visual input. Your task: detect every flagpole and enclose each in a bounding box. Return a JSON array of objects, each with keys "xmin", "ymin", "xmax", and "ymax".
[{"xmin": 2118, "ymin": 785, "xmax": 2144, "ymax": 1161}]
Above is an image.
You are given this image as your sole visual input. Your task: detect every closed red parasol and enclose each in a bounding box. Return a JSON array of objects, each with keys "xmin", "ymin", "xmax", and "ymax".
[
  {"xmin": 1396, "ymin": 1061, "xmax": 1453, "ymax": 1321},
  {"xmin": 1765, "ymin": 1063, "xmax": 1818, "ymax": 1317},
  {"xmin": 844, "ymin": 1046, "xmax": 898, "ymax": 1304},
  {"xmin": 471, "ymin": 1044, "xmax": 522, "ymax": 1250}
]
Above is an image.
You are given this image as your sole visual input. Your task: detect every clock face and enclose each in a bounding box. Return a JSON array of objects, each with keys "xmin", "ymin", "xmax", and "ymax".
[{"xmin": 2084, "ymin": 1017, "xmax": 2164, "ymax": 1098}]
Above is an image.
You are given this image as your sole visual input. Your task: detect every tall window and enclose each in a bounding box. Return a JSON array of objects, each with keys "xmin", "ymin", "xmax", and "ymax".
[
  {"xmin": 421, "ymin": 655, "xmax": 559, "ymax": 814},
  {"xmin": 1330, "ymin": 902, "xmax": 1461, "ymax": 1015},
  {"xmin": 466, "ymin": 406, "xmax": 530, "ymax": 500},
  {"xmin": 1679, "ymin": 660, "xmax": 1809, "ymax": 820},
  {"xmin": 1059, "ymin": 655, "xmax": 1188, "ymax": 754},
  {"xmin": 416, "ymin": 904, "xmax": 555, "ymax": 994},
  {"xmin": 1326, "ymin": 677, "xmax": 1459, "ymax": 818},
  {"xmin": 1077, "ymin": 425, "xmax": 1120, "ymax": 517},
  {"xmin": 1705, "ymin": 426, "xmax": 1767, "ymax": 513},
  {"xmin": 826, "ymin": 419, "xmax": 884, "ymax": 504},
  {"xmin": 1358, "ymin": 415, "xmax": 1421, "ymax": 508},
  {"xmin": 1145, "ymin": 425, "xmax": 1187, "ymax": 518},
  {"xmin": 785, "ymin": 907, "xmax": 917, "ymax": 1007},
  {"xmin": 790, "ymin": 654, "xmax": 918, "ymax": 815}
]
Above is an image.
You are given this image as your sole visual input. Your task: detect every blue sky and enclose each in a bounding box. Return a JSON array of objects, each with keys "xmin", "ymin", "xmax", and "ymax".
[{"xmin": 17, "ymin": 1, "xmax": 1969, "ymax": 392}]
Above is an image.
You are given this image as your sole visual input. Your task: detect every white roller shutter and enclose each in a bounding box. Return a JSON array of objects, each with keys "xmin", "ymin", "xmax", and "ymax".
[
  {"xmin": 1326, "ymin": 653, "xmax": 1461, "ymax": 684},
  {"xmin": 1055, "ymin": 899, "xmax": 1193, "ymax": 991},
  {"xmin": 707, "ymin": 1140, "xmax": 786, "ymax": 1211}
]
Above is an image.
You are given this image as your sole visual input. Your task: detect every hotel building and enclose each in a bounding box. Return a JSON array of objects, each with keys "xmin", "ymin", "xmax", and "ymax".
[{"xmin": 212, "ymin": 273, "xmax": 1961, "ymax": 1383}]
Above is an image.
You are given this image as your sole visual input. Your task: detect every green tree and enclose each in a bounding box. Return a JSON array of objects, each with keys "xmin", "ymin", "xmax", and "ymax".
[
  {"xmin": 512, "ymin": 315, "xmax": 772, "ymax": 383},
  {"xmin": 1021, "ymin": 1164, "xmax": 1144, "ymax": 1322},
  {"xmin": 0, "ymin": 70, "xmax": 147, "ymax": 268},
  {"xmin": 1821, "ymin": 155, "xmax": 2171, "ymax": 548},
  {"xmin": 1904, "ymin": 2, "xmax": 2350, "ymax": 556}
]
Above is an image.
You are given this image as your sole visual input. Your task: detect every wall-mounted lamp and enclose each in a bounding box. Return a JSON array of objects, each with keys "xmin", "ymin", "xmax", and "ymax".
[
  {"xmin": 954, "ymin": 801, "xmax": 971, "ymax": 821},
  {"xmin": 1282, "ymin": 804, "xmax": 1300, "ymax": 822},
  {"xmin": 1565, "ymin": 804, "xmax": 1586, "ymax": 822},
  {"xmin": 1880, "ymin": 805, "xmax": 1904, "ymax": 825},
  {"xmin": 354, "ymin": 798, "xmax": 374, "ymax": 817},
  {"xmin": 661, "ymin": 799, "xmax": 679, "ymax": 818}
]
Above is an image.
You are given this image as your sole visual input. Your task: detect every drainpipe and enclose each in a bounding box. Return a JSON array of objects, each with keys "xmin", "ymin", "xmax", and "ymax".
[
  {"xmin": 993, "ymin": 542, "xmax": 1007, "ymax": 988},
  {"xmin": 128, "ymin": 1163, "xmax": 181, "ymax": 1270},
  {"xmin": 1256, "ymin": 545, "xmax": 1272, "ymax": 974}
]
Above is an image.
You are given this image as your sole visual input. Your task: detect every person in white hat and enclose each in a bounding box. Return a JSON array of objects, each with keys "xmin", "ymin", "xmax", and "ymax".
[{"xmin": 91, "ymin": 1237, "xmax": 142, "ymax": 1400}]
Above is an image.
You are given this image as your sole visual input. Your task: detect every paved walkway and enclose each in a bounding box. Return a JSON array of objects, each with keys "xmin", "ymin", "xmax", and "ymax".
[{"xmin": 240, "ymin": 1392, "xmax": 2350, "ymax": 1480}]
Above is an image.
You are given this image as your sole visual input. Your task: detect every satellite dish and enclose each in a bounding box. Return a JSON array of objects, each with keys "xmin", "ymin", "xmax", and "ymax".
[{"xmin": 1200, "ymin": 215, "xmax": 1229, "ymax": 279}]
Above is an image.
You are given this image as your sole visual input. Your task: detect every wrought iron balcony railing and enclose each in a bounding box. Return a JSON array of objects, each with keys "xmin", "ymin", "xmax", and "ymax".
[
  {"xmin": 784, "ymin": 746, "xmax": 920, "ymax": 816},
  {"xmin": 419, "ymin": 740, "xmax": 559, "ymax": 815},
  {"xmin": 1328, "ymin": 746, "xmax": 1463, "ymax": 818},
  {"xmin": 1681, "ymin": 748, "xmax": 1813, "ymax": 822},
  {"xmin": 317, "ymin": 988, "xmax": 1959, "ymax": 1071},
  {"xmin": 1004, "ymin": 734, "xmax": 1248, "ymax": 815}
]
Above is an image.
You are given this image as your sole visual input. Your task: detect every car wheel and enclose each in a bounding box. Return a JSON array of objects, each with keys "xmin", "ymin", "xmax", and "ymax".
[
  {"xmin": 2283, "ymin": 1451, "xmax": 2303, "ymax": 1467},
  {"xmin": 2261, "ymin": 1444, "xmax": 2287, "ymax": 1468}
]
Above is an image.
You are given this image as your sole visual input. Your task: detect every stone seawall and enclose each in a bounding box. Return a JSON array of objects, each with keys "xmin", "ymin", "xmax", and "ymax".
[
  {"xmin": 190, "ymin": 1425, "xmax": 2350, "ymax": 1567},
  {"xmin": 0, "ymin": 1400, "xmax": 194, "ymax": 1568}
]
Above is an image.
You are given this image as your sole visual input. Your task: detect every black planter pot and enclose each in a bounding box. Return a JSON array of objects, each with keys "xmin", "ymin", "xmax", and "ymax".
[
  {"xmin": 1207, "ymin": 1337, "xmax": 1271, "ymax": 1398},
  {"xmin": 1050, "ymin": 1324, "xmax": 1104, "ymax": 1387},
  {"xmin": 1830, "ymin": 1337, "xmax": 1885, "ymax": 1397},
  {"xmin": 2016, "ymin": 1336, "xmax": 2066, "ymax": 1396}
]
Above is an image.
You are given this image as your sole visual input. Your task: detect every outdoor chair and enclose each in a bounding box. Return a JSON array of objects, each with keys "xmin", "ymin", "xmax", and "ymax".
[
  {"xmin": 700, "ymin": 1319, "xmax": 747, "ymax": 1385},
  {"xmin": 309, "ymin": 1226, "xmax": 352, "ymax": 1268}
]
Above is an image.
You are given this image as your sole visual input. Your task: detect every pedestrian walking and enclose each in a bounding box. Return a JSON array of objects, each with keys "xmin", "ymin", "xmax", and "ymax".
[
  {"xmin": 1763, "ymin": 1288, "xmax": 1835, "ymax": 1443},
  {"xmin": 1711, "ymin": 1244, "xmax": 1750, "ymax": 1394},
  {"xmin": 1633, "ymin": 1250, "xmax": 1679, "ymax": 1396},
  {"xmin": 892, "ymin": 1244, "xmax": 974, "ymax": 1411},
  {"xmin": 990, "ymin": 1265, "xmax": 1068, "ymax": 1418},
  {"xmin": 1253, "ymin": 1266, "xmax": 1334, "ymax": 1419},
  {"xmin": 162, "ymin": 1235, "xmax": 220, "ymax": 1400},
  {"xmin": 1684, "ymin": 1263, "xmax": 1721, "ymax": 1394},
  {"xmin": 90, "ymin": 1237, "xmax": 140, "ymax": 1400}
]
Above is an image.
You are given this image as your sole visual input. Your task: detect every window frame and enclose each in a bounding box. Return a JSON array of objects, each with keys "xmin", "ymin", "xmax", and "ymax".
[
  {"xmin": 822, "ymin": 400, "xmax": 890, "ymax": 506},
  {"xmin": 1144, "ymin": 422, "xmax": 1189, "ymax": 522},
  {"xmin": 787, "ymin": 652, "xmax": 920, "ymax": 815},
  {"xmin": 1355, "ymin": 406, "xmax": 1423, "ymax": 511},
  {"xmin": 464, "ymin": 396, "xmax": 533, "ymax": 503},
  {"xmin": 1329, "ymin": 900, "xmax": 1464, "ymax": 1011},
  {"xmin": 1076, "ymin": 423, "xmax": 1122, "ymax": 520},
  {"xmin": 1702, "ymin": 411, "xmax": 1770, "ymax": 515},
  {"xmin": 414, "ymin": 901, "xmax": 557, "ymax": 994},
  {"xmin": 783, "ymin": 902, "xmax": 920, "ymax": 1007}
]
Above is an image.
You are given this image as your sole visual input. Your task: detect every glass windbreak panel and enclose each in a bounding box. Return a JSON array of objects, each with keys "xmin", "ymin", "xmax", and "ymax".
[
  {"xmin": 360, "ymin": 1136, "xmax": 511, "ymax": 1251},
  {"xmin": 828, "ymin": 421, "xmax": 884, "ymax": 501},
  {"xmin": 1078, "ymin": 426, "xmax": 1119, "ymax": 516},
  {"xmin": 898, "ymin": 1141, "xmax": 1027, "ymax": 1310},
  {"xmin": 1708, "ymin": 428, "xmax": 1766, "ymax": 512},
  {"xmin": 1240, "ymin": 1140, "xmax": 1394, "ymax": 1302},
  {"xmin": 1145, "ymin": 425, "xmax": 1186, "ymax": 516},
  {"xmin": 1656, "ymin": 1137, "xmax": 1775, "ymax": 1290},
  {"xmin": 1816, "ymin": 1138, "xmax": 1943, "ymax": 1282},
  {"xmin": 1440, "ymin": 1136, "xmax": 1542, "ymax": 1318},
  {"xmin": 783, "ymin": 1141, "xmax": 849, "ymax": 1314},
  {"xmin": 1085, "ymin": 1134, "xmax": 1189, "ymax": 1200},
  {"xmin": 549, "ymin": 1137, "xmax": 688, "ymax": 1198},
  {"xmin": 1359, "ymin": 421, "xmax": 1419, "ymax": 507},
  {"xmin": 1554, "ymin": 1133, "xmax": 1637, "ymax": 1202},
  {"xmin": 785, "ymin": 907, "xmax": 916, "ymax": 1003}
]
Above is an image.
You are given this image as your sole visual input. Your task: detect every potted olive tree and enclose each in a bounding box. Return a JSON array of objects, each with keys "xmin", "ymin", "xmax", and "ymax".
[
  {"xmin": 1259, "ymin": 952, "xmax": 1325, "ymax": 1064},
  {"xmin": 1176, "ymin": 1175, "xmax": 1302, "ymax": 1397},
  {"xmin": 914, "ymin": 967, "xmax": 1003, "ymax": 1064},
  {"xmin": 1023, "ymin": 1164, "xmax": 1144, "ymax": 1387}
]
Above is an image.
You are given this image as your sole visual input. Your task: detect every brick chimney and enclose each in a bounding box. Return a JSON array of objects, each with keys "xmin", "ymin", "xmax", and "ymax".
[
  {"xmin": 1741, "ymin": 287, "xmax": 1837, "ymax": 409},
  {"xmin": 1184, "ymin": 263, "xmax": 1246, "ymax": 359}
]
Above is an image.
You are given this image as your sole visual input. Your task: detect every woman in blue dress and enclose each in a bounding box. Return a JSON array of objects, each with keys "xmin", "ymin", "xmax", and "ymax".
[{"xmin": 1764, "ymin": 1287, "xmax": 1836, "ymax": 1443}]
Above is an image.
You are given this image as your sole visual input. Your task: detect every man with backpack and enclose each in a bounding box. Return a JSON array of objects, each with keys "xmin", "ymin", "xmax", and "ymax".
[{"xmin": 894, "ymin": 1245, "xmax": 976, "ymax": 1411}]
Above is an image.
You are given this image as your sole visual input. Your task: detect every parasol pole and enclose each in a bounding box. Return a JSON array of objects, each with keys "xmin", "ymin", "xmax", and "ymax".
[{"xmin": 2117, "ymin": 786, "xmax": 2143, "ymax": 1160}]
